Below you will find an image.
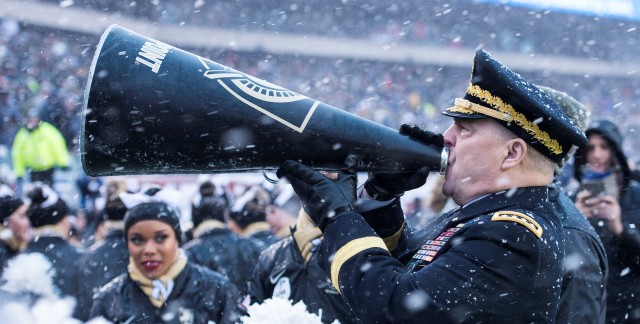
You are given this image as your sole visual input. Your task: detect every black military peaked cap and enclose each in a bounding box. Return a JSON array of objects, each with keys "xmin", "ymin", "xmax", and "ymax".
[{"xmin": 443, "ymin": 49, "xmax": 587, "ymax": 165}]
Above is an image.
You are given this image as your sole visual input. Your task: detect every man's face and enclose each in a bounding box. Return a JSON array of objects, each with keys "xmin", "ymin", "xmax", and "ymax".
[
  {"xmin": 586, "ymin": 133, "xmax": 613, "ymax": 173},
  {"xmin": 441, "ymin": 118, "xmax": 507, "ymax": 205}
]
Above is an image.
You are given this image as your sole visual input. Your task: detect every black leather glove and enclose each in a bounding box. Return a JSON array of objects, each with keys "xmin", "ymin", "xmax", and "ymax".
[
  {"xmin": 398, "ymin": 123, "xmax": 444, "ymax": 148},
  {"xmin": 277, "ymin": 155, "xmax": 358, "ymax": 231},
  {"xmin": 363, "ymin": 124, "xmax": 442, "ymax": 201}
]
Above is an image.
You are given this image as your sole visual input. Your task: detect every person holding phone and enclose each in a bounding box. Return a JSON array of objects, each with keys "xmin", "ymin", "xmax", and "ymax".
[{"xmin": 573, "ymin": 119, "xmax": 640, "ymax": 323}]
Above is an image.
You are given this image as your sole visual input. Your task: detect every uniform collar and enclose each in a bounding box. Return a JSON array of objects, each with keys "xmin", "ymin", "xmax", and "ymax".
[{"xmin": 452, "ymin": 186, "xmax": 549, "ymax": 223}]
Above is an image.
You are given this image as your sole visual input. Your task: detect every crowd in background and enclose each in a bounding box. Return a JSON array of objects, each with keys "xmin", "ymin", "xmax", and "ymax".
[
  {"xmin": 1, "ymin": 1, "xmax": 640, "ymax": 322},
  {"xmin": 38, "ymin": 0, "xmax": 640, "ymax": 62},
  {"xmin": 1, "ymin": 21, "xmax": 639, "ymax": 171}
]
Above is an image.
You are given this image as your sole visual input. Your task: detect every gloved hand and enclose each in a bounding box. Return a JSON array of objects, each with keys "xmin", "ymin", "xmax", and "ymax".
[
  {"xmin": 277, "ymin": 155, "xmax": 358, "ymax": 231},
  {"xmin": 363, "ymin": 124, "xmax": 442, "ymax": 201}
]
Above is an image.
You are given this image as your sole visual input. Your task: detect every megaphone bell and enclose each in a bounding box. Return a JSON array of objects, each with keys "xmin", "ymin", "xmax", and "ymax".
[{"xmin": 81, "ymin": 25, "xmax": 447, "ymax": 176}]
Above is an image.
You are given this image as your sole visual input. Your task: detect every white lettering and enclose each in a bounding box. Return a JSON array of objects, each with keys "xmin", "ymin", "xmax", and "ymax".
[{"xmin": 135, "ymin": 41, "xmax": 172, "ymax": 73}]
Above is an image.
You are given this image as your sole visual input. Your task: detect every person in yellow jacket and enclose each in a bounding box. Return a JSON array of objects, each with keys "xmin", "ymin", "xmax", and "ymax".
[{"xmin": 11, "ymin": 110, "xmax": 69, "ymax": 186}]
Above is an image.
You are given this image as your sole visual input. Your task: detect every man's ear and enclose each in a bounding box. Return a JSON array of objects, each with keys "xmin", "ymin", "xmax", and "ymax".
[{"xmin": 501, "ymin": 138, "xmax": 527, "ymax": 170}]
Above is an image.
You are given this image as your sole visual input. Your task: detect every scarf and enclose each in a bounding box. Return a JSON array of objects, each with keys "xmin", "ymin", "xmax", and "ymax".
[
  {"xmin": 0, "ymin": 226, "xmax": 22, "ymax": 251},
  {"xmin": 241, "ymin": 221, "xmax": 271, "ymax": 237},
  {"xmin": 103, "ymin": 220, "xmax": 124, "ymax": 233},
  {"xmin": 293, "ymin": 210, "xmax": 322, "ymax": 263},
  {"xmin": 193, "ymin": 219, "xmax": 226, "ymax": 238},
  {"xmin": 293, "ymin": 227, "xmax": 322, "ymax": 263},
  {"xmin": 128, "ymin": 248, "xmax": 188, "ymax": 308},
  {"xmin": 34, "ymin": 225, "xmax": 67, "ymax": 239}
]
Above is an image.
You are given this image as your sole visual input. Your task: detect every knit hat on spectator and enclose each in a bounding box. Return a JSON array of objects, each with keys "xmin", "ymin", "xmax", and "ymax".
[
  {"xmin": 191, "ymin": 181, "xmax": 227, "ymax": 227},
  {"xmin": 121, "ymin": 187, "xmax": 183, "ymax": 244},
  {"xmin": 26, "ymin": 182, "xmax": 69, "ymax": 228},
  {"xmin": 229, "ymin": 186, "xmax": 270, "ymax": 229},
  {"xmin": 102, "ymin": 179, "xmax": 129, "ymax": 221},
  {"xmin": 0, "ymin": 185, "xmax": 23, "ymax": 223}
]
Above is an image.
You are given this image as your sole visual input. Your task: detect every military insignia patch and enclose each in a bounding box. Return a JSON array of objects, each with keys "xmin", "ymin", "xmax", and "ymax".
[
  {"xmin": 491, "ymin": 211, "xmax": 543, "ymax": 238},
  {"xmin": 412, "ymin": 223, "xmax": 466, "ymax": 264}
]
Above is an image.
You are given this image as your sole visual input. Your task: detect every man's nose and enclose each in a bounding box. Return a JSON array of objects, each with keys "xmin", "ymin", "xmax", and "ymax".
[{"xmin": 442, "ymin": 125, "xmax": 455, "ymax": 147}]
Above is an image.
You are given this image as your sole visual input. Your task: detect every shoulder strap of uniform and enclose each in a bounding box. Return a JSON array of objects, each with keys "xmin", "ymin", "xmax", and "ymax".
[{"xmin": 491, "ymin": 211, "xmax": 543, "ymax": 238}]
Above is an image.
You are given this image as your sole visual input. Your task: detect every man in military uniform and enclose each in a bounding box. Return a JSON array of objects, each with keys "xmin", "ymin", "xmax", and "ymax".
[{"xmin": 277, "ymin": 49, "xmax": 587, "ymax": 323}]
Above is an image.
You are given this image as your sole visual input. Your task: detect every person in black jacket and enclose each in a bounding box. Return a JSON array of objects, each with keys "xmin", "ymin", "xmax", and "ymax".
[
  {"xmin": 22, "ymin": 182, "xmax": 87, "ymax": 320},
  {"xmin": 573, "ymin": 119, "xmax": 640, "ymax": 323},
  {"xmin": 0, "ymin": 187, "xmax": 30, "ymax": 276},
  {"xmin": 81, "ymin": 179, "xmax": 130, "ymax": 311},
  {"xmin": 228, "ymin": 185, "xmax": 277, "ymax": 252},
  {"xmin": 277, "ymin": 49, "xmax": 587, "ymax": 323},
  {"xmin": 90, "ymin": 198, "xmax": 242, "ymax": 324},
  {"xmin": 538, "ymin": 86, "xmax": 608, "ymax": 324},
  {"xmin": 247, "ymin": 210, "xmax": 358, "ymax": 323},
  {"xmin": 184, "ymin": 180, "xmax": 260, "ymax": 295}
]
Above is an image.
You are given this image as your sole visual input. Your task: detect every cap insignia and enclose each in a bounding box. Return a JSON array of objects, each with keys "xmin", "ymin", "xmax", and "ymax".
[{"xmin": 467, "ymin": 83, "xmax": 563, "ymax": 155}]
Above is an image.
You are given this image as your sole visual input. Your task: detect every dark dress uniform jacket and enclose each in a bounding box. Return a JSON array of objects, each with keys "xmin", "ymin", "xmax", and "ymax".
[
  {"xmin": 184, "ymin": 228, "xmax": 260, "ymax": 294},
  {"xmin": 550, "ymin": 185, "xmax": 608, "ymax": 324},
  {"xmin": 317, "ymin": 186, "xmax": 564, "ymax": 323},
  {"xmin": 23, "ymin": 236, "xmax": 87, "ymax": 320},
  {"xmin": 90, "ymin": 262, "xmax": 242, "ymax": 324},
  {"xmin": 247, "ymin": 234, "xmax": 358, "ymax": 324}
]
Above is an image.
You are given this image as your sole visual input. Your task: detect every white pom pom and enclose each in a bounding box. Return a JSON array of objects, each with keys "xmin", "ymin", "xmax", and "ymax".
[{"xmin": 241, "ymin": 298, "xmax": 339, "ymax": 324}]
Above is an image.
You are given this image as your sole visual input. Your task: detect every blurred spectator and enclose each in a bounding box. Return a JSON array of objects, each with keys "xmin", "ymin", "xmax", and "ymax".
[
  {"xmin": 0, "ymin": 185, "xmax": 30, "ymax": 276},
  {"xmin": 265, "ymin": 184, "xmax": 300, "ymax": 239},
  {"xmin": 229, "ymin": 185, "xmax": 277, "ymax": 252},
  {"xmin": 22, "ymin": 182, "xmax": 87, "ymax": 320},
  {"xmin": 75, "ymin": 175, "xmax": 103, "ymax": 217},
  {"xmin": 0, "ymin": 89, "xmax": 20, "ymax": 147},
  {"xmin": 573, "ymin": 119, "xmax": 640, "ymax": 323},
  {"xmin": 184, "ymin": 180, "xmax": 261, "ymax": 295},
  {"xmin": 10, "ymin": 109, "xmax": 69, "ymax": 186},
  {"xmin": 81, "ymin": 179, "xmax": 130, "ymax": 314},
  {"xmin": 247, "ymin": 211, "xmax": 358, "ymax": 323},
  {"xmin": 539, "ymin": 86, "xmax": 608, "ymax": 323}
]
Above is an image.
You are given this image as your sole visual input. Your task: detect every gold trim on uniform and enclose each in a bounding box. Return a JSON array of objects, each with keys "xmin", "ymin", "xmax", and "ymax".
[
  {"xmin": 382, "ymin": 221, "xmax": 405, "ymax": 251},
  {"xmin": 491, "ymin": 211, "xmax": 543, "ymax": 238},
  {"xmin": 331, "ymin": 236, "xmax": 388, "ymax": 294},
  {"xmin": 449, "ymin": 98, "xmax": 514, "ymax": 122},
  {"xmin": 466, "ymin": 84, "xmax": 563, "ymax": 155}
]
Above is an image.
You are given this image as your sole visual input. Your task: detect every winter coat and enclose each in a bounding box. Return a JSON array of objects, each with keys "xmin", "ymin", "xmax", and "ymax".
[
  {"xmin": 23, "ymin": 236, "xmax": 87, "ymax": 320},
  {"xmin": 183, "ymin": 228, "xmax": 260, "ymax": 294},
  {"xmin": 81, "ymin": 229, "xmax": 129, "ymax": 309},
  {"xmin": 11, "ymin": 122, "xmax": 69, "ymax": 177},
  {"xmin": 587, "ymin": 185, "xmax": 640, "ymax": 323},
  {"xmin": 550, "ymin": 184, "xmax": 608, "ymax": 324},
  {"xmin": 247, "ymin": 232, "xmax": 358, "ymax": 324},
  {"xmin": 247, "ymin": 229, "xmax": 278, "ymax": 252},
  {"xmin": 319, "ymin": 186, "xmax": 564, "ymax": 323},
  {"xmin": 90, "ymin": 262, "xmax": 242, "ymax": 324},
  {"xmin": 573, "ymin": 119, "xmax": 640, "ymax": 323}
]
